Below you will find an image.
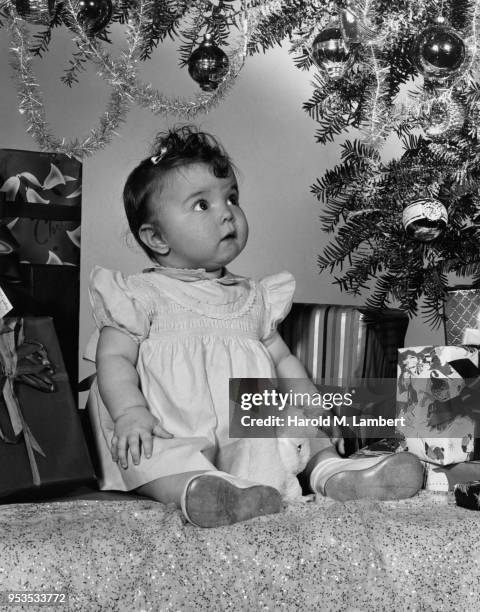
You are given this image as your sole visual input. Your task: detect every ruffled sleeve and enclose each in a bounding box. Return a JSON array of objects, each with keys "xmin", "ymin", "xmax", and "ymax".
[
  {"xmin": 259, "ymin": 271, "xmax": 296, "ymax": 341},
  {"xmin": 88, "ymin": 266, "xmax": 152, "ymax": 344}
]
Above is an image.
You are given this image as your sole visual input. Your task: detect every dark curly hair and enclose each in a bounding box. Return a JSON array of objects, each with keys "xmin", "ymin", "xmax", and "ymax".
[{"xmin": 123, "ymin": 125, "xmax": 236, "ymax": 260}]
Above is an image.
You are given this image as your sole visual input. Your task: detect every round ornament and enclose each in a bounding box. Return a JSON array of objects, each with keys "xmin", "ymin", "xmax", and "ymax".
[
  {"xmin": 310, "ymin": 22, "xmax": 352, "ymax": 80},
  {"xmin": 15, "ymin": 0, "xmax": 57, "ymax": 24},
  {"xmin": 413, "ymin": 23, "xmax": 466, "ymax": 81},
  {"xmin": 402, "ymin": 198, "xmax": 448, "ymax": 242},
  {"xmin": 187, "ymin": 34, "xmax": 230, "ymax": 91},
  {"xmin": 420, "ymin": 97, "xmax": 465, "ymax": 140},
  {"xmin": 74, "ymin": 0, "xmax": 113, "ymax": 36}
]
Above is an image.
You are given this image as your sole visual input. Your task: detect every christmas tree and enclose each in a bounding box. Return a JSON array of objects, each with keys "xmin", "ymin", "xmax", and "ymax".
[
  {"xmin": 301, "ymin": 0, "xmax": 480, "ymax": 326},
  {"xmin": 3, "ymin": 0, "xmax": 480, "ymax": 324}
]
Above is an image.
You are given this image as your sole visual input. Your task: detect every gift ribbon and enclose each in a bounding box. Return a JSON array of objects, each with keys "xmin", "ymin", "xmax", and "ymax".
[{"xmin": 0, "ymin": 318, "xmax": 46, "ymax": 487}]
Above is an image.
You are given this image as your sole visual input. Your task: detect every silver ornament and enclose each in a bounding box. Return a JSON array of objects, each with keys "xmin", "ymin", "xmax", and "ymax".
[
  {"xmin": 413, "ymin": 22, "xmax": 466, "ymax": 82},
  {"xmin": 15, "ymin": 0, "xmax": 57, "ymax": 25},
  {"xmin": 310, "ymin": 22, "xmax": 353, "ymax": 80},
  {"xmin": 402, "ymin": 198, "xmax": 448, "ymax": 242},
  {"xmin": 420, "ymin": 97, "xmax": 465, "ymax": 140}
]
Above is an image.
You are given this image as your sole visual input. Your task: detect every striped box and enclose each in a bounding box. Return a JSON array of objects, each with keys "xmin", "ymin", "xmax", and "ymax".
[{"xmin": 280, "ymin": 304, "xmax": 409, "ymax": 384}]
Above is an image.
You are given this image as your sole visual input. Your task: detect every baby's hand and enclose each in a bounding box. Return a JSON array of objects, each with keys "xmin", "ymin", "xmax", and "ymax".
[{"xmin": 111, "ymin": 406, "xmax": 172, "ymax": 469}]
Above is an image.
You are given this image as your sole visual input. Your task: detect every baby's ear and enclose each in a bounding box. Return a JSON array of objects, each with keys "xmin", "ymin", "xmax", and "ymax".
[{"xmin": 138, "ymin": 223, "xmax": 170, "ymax": 255}]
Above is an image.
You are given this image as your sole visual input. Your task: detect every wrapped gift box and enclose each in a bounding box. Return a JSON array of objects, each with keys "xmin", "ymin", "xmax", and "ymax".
[
  {"xmin": 280, "ymin": 304, "xmax": 408, "ymax": 383},
  {"xmin": 396, "ymin": 345, "xmax": 480, "ymax": 465},
  {"xmin": 279, "ymin": 304, "xmax": 409, "ymax": 453},
  {"xmin": 1, "ymin": 263, "xmax": 80, "ymax": 388},
  {"xmin": 444, "ymin": 287, "xmax": 480, "ymax": 345},
  {"xmin": 0, "ymin": 149, "xmax": 81, "ymax": 266},
  {"xmin": 0, "ymin": 147, "xmax": 82, "ymax": 387},
  {"xmin": 0, "ymin": 317, "xmax": 94, "ymax": 500}
]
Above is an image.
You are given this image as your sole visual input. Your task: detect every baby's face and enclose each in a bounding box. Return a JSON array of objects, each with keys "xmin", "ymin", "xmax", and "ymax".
[{"xmin": 148, "ymin": 163, "xmax": 248, "ymax": 271}]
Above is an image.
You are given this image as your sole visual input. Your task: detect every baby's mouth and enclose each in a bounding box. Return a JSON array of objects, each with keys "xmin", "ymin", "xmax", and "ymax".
[{"xmin": 221, "ymin": 230, "xmax": 237, "ymax": 241}]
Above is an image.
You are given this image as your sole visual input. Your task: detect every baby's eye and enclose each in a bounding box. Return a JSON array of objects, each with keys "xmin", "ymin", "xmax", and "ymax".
[
  {"xmin": 193, "ymin": 200, "xmax": 209, "ymax": 211},
  {"xmin": 228, "ymin": 193, "xmax": 240, "ymax": 206}
]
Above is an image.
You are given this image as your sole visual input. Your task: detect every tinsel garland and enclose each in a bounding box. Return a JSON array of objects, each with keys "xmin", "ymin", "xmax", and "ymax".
[
  {"xmin": 292, "ymin": 0, "xmax": 480, "ymax": 146},
  {"xmin": 9, "ymin": 0, "xmax": 479, "ymax": 154},
  {"xmin": 5, "ymin": 0, "xmax": 286, "ymax": 154},
  {"xmin": 367, "ymin": 0, "xmax": 480, "ymax": 145},
  {"xmin": 8, "ymin": 9, "xmax": 131, "ymax": 157},
  {"xmin": 62, "ymin": 0, "xmax": 285, "ymax": 118},
  {"xmin": 61, "ymin": 0, "xmax": 247, "ymax": 118}
]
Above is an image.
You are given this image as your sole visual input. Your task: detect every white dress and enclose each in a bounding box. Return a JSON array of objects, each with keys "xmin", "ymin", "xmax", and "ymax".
[{"xmin": 86, "ymin": 265, "xmax": 296, "ymax": 491}]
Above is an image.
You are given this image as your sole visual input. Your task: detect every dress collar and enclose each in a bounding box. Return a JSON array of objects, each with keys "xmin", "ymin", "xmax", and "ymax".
[{"xmin": 142, "ymin": 265, "xmax": 241, "ymax": 285}]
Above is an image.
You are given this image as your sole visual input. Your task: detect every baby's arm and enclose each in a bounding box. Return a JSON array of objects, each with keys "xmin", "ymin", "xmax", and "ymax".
[
  {"xmin": 96, "ymin": 327, "xmax": 171, "ymax": 468},
  {"xmin": 263, "ymin": 331, "xmax": 344, "ymax": 447}
]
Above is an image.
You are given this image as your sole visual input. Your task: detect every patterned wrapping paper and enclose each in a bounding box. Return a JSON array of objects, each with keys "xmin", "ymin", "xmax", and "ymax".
[
  {"xmin": 279, "ymin": 304, "xmax": 409, "ymax": 383},
  {"xmin": 396, "ymin": 345, "xmax": 479, "ymax": 465},
  {"xmin": 444, "ymin": 287, "xmax": 480, "ymax": 345},
  {"xmin": 0, "ymin": 149, "xmax": 81, "ymax": 266},
  {"xmin": 0, "ymin": 150, "xmax": 82, "ymax": 387},
  {"xmin": 0, "ymin": 493, "xmax": 479, "ymax": 611}
]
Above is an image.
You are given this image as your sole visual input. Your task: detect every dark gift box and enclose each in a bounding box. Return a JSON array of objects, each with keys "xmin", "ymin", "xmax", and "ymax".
[
  {"xmin": 1, "ymin": 263, "xmax": 79, "ymax": 389},
  {"xmin": 0, "ymin": 317, "xmax": 94, "ymax": 501},
  {"xmin": 454, "ymin": 481, "xmax": 480, "ymax": 510}
]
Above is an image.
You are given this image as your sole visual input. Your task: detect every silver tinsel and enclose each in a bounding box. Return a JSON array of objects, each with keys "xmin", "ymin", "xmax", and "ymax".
[
  {"xmin": 5, "ymin": 0, "xmax": 283, "ymax": 154},
  {"xmin": 8, "ymin": 12, "xmax": 130, "ymax": 157},
  {"xmin": 62, "ymin": 0, "xmax": 282, "ymax": 119}
]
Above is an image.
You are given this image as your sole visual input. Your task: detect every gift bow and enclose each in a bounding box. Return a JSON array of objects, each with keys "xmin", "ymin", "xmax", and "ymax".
[{"xmin": 0, "ymin": 318, "xmax": 56, "ymax": 487}]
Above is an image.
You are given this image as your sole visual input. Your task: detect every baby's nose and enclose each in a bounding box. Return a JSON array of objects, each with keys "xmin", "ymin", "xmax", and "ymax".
[{"xmin": 220, "ymin": 203, "xmax": 234, "ymax": 222}]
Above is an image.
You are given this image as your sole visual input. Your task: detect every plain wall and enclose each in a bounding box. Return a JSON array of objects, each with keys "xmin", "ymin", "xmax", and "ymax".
[{"xmin": 0, "ymin": 23, "xmax": 444, "ymax": 381}]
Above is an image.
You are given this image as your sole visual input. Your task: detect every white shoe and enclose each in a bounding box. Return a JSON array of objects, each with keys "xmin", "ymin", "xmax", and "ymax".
[{"xmin": 310, "ymin": 452, "xmax": 424, "ymax": 501}]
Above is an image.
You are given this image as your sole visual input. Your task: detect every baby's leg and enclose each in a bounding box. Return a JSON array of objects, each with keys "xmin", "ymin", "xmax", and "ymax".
[
  {"xmin": 137, "ymin": 471, "xmax": 207, "ymax": 505},
  {"xmin": 138, "ymin": 470, "xmax": 283, "ymax": 528}
]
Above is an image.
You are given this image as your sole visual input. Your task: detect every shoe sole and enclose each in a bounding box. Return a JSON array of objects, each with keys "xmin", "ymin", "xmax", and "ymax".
[
  {"xmin": 324, "ymin": 452, "xmax": 425, "ymax": 502},
  {"xmin": 184, "ymin": 475, "xmax": 283, "ymax": 528}
]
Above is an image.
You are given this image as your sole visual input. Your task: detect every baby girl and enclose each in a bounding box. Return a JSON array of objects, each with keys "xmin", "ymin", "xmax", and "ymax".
[{"xmin": 86, "ymin": 126, "xmax": 423, "ymax": 527}]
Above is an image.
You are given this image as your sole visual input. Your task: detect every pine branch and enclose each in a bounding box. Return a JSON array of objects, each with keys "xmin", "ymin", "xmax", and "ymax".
[
  {"xmin": 365, "ymin": 273, "xmax": 399, "ymax": 312},
  {"xmin": 27, "ymin": 8, "xmax": 64, "ymax": 58},
  {"xmin": 247, "ymin": 0, "xmax": 310, "ymax": 55},
  {"xmin": 61, "ymin": 49, "xmax": 88, "ymax": 87},
  {"xmin": 311, "ymin": 159, "xmax": 365, "ymax": 203},
  {"xmin": 313, "ymin": 113, "xmax": 349, "ymax": 144},
  {"xmin": 340, "ymin": 139, "xmax": 381, "ymax": 166}
]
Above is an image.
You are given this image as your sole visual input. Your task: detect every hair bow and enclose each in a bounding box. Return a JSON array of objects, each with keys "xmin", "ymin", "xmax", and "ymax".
[{"xmin": 150, "ymin": 146, "xmax": 168, "ymax": 165}]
